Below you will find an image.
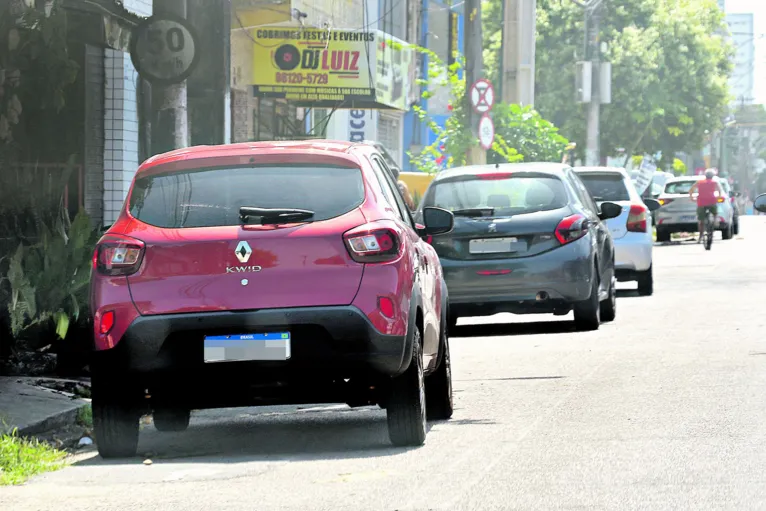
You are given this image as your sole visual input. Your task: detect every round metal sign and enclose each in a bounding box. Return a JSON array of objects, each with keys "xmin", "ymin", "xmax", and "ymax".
[
  {"xmin": 478, "ymin": 114, "xmax": 495, "ymax": 150},
  {"xmin": 470, "ymin": 78, "xmax": 495, "ymax": 115},
  {"xmin": 130, "ymin": 14, "xmax": 200, "ymax": 85}
]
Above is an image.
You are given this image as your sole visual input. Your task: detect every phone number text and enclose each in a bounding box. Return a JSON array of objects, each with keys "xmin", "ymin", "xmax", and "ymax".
[{"xmin": 276, "ymin": 73, "xmax": 329, "ymax": 85}]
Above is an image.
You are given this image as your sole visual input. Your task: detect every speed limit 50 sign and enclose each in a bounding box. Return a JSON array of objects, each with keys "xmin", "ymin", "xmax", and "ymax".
[{"xmin": 130, "ymin": 14, "xmax": 200, "ymax": 85}]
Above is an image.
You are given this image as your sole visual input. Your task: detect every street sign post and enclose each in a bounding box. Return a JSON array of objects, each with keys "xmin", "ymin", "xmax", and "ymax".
[
  {"xmin": 478, "ymin": 114, "xmax": 495, "ymax": 150},
  {"xmin": 469, "ymin": 79, "xmax": 495, "ymax": 115},
  {"xmin": 130, "ymin": 14, "xmax": 200, "ymax": 85}
]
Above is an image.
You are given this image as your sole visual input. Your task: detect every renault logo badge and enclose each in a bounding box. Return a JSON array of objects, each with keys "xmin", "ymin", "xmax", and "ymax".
[{"xmin": 235, "ymin": 241, "xmax": 253, "ymax": 263}]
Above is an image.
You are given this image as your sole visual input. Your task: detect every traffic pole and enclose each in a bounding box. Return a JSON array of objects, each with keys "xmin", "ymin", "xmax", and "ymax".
[{"xmin": 464, "ymin": 0, "xmax": 485, "ymax": 165}]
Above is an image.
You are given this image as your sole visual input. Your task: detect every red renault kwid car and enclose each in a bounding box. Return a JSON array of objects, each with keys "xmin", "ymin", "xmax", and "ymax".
[{"xmin": 90, "ymin": 141, "xmax": 455, "ymax": 458}]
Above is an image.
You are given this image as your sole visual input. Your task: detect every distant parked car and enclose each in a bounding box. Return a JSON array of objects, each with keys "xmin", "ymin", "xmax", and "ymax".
[
  {"xmin": 416, "ymin": 163, "xmax": 623, "ymax": 332},
  {"xmin": 574, "ymin": 167, "xmax": 660, "ymax": 296},
  {"xmin": 89, "ymin": 140, "xmax": 455, "ymax": 458},
  {"xmin": 718, "ymin": 178, "xmax": 741, "ymax": 235},
  {"xmin": 655, "ymin": 176, "xmax": 734, "ymax": 242}
]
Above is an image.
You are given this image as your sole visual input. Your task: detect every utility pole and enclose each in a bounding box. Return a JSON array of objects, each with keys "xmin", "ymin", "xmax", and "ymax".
[
  {"xmin": 499, "ymin": 0, "xmax": 536, "ymax": 106},
  {"xmin": 500, "ymin": 0, "xmax": 519, "ymax": 104},
  {"xmin": 464, "ymin": 0, "xmax": 485, "ymax": 165},
  {"xmin": 584, "ymin": 0, "xmax": 603, "ymax": 166},
  {"xmin": 153, "ymin": 0, "xmax": 190, "ymax": 153}
]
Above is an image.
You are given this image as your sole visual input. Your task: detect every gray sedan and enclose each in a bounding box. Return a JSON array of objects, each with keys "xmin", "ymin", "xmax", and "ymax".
[{"xmin": 416, "ymin": 163, "xmax": 623, "ymax": 332}]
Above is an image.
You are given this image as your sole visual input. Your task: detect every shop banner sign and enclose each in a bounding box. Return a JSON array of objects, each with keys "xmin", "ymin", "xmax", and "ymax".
[{"xmin": 252, "ymin": 28, "xmax": 375, "ymax": 104}]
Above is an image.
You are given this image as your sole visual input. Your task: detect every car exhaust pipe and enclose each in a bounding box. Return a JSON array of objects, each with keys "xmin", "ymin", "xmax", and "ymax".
[{"xmin": 536, "ymin": 291, "xmax": 549, "ymax": 302}]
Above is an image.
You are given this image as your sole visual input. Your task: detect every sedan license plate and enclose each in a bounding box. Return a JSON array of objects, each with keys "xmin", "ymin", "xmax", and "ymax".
[
  {"xmin": 204, "ymin": 332, "xmax": 291, "ymax": 363},
  {"xmin": 680, "ymin": 215, "xmax": 696, "ymax": 222},
  {"xmin": 469, "ymin": 237, "xmax": 524, "ymax": 254}
]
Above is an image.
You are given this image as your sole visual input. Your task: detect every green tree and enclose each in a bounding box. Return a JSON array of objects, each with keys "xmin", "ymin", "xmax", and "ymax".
[
  {"xmin": 485, "ymin": 0, "xmax": 733, "ymax": 166},
  {"xmin": 489, "ymin": 104, "xmax": 569, "ymax": 164}
]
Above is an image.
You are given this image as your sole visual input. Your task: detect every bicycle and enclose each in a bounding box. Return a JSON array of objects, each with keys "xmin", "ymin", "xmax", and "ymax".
[{"xmin": 702, "ymin": 206, "xmax": 715, "ymax": 251}]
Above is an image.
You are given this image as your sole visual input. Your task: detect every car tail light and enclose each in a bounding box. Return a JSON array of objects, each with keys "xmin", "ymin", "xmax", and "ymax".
[
  {"xmin": 343, "ymin": 223, "xmax": 402, "ymax": 263},
  {"xmin": 99, "ymin": 311, "xmax": 115, "ymax": 335},
  {"xmin": 477, "ymin": 269, "xmax": 512, "ymax": 276},
  {"xmin": 626, "ymin": 204, "xmax": 648, "ymax": 233},
  {"xmin": 426, "ymin": 235, "xmax": 433, "ymax": 245},
  {"xmin": 658, "ymin": 198, "xmax": 673, "ymax": 206},
  {"xmin": 717, "ymin": 197, "xmax": 725, "ymax": 203},
  {"xmin": 477, "ymin": 172, "xmax": 513, "ymax": 180},
  {"xmin": 555, "ymin": 214, "xmax": 589, "ymax": 245},
  {"xmin": 95, "ymin": 234, "xmax": 145, "ymax": 276}
]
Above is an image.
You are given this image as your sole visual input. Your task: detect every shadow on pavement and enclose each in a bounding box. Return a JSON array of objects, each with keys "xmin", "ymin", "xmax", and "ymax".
[
  {"xmin": 616, "ymin": 289, "xmax": 640, "ymax": 298},
  {"xmin": 452, "ymin": 320, "xmax": 575, "ymax": 338},
  {"xmin": 455, "ymin": 376, "xmax": 565, "ymax": 382}
]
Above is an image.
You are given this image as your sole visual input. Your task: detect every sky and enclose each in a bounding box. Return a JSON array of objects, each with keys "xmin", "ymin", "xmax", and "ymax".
[{"xmin": 726, "ymin": 0, "xmax": 766, "ymax": 104}]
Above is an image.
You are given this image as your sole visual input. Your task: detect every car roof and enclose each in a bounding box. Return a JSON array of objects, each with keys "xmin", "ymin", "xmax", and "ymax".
[
  {"xmin": 433, "ymin": 162, "xmax": 570, "ymax": 182},
  {"xmin": 574, "ymin": 166, "xmax": 630, "ymax": 178},
  {"xmin": 667, "ymin": 175, "xmax": 721, "ymax": 182},
  {"xmin": 137, "ymin": 140, "xmax": 368, "ymax": 177}
]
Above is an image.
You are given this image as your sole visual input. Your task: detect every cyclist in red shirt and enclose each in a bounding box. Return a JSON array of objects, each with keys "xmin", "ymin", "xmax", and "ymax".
[{"xmin": 689, "ymin": 169, "xmax": 723, "ymax": 242}]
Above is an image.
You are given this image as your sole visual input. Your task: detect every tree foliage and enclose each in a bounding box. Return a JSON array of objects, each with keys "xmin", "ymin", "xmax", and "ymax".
[{"xmin": 484, "ymin": 0, "xmax": 733, "ymax": 167}]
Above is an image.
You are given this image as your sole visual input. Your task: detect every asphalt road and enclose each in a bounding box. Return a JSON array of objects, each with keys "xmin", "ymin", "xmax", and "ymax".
[{"xmin": 4, "ymin": 217, "xmax": 766, "ymax": 511}]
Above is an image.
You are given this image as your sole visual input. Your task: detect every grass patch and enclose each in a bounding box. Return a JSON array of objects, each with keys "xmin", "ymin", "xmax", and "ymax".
[
  {"xmin": 77, "ymin": 405, "xmax": 93, "ymax": 429},
  {"xmin": 0, "ymin": 430, "xmax": 67, "ymax": 485}
]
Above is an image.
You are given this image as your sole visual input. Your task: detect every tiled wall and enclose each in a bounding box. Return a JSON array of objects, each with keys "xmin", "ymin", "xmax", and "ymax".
[{"xmin": 102, "ymin": 0, "xmax": 151, "ymax": 224}]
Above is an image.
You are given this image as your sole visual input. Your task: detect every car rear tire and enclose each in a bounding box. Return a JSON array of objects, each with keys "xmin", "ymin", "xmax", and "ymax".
[
  {"xmin": 637, "ymin": 265, "xmax": 654, "ymax": 296},
  {"xmin": 153, "ymin": 408, "xmax": 191, "ymax": 432},
  {"xmin": 92, "ymin": 382, "xmax": 140, "ymax": 459},
  {"xmin": 599, "ymin": 276, "xmax": 616, "ymax": 322},
  {"xmin": 656, "ymin": 228, "xmax": 670, "ymax": 243},
  {"xmin": 448, "ymin": 314, "xmax": 458, "ymax": 333},
  {"xmin": 426, "ymin": 332, "xmax": 453, "ymax": 421},
  {"xmin": 722, "ymin": 223, "xmax": 733, "ymax": 240},
  {"xmin": 573, "ymin": 271, "xmax": 600, "ymax": 331},
  {"xmin": 733, "ymin": 217, "xmax": 740, "ymax": 235},
  {"xmin": 387, "ymin": 326, "xmax": 427, "ymax": 447}
]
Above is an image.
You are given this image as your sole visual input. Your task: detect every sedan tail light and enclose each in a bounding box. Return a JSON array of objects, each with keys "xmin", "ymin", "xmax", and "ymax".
[
  {"xmin": 626, "ymin": 204, "xmax": 648, "ymax": 233},
  {"xmin": 94, "ymin": 234, "xmax": 145, "ymax": 276},
  {"xmin": 343, "ymin": 222, "xmax": 402, "ymax": 263},
  {"xmin": 717, "ymin": 197, "xmax": 725, "ymax": 204},
  {"xmin": 555, "ymin": 214, "xmax": 589, "ymax": 245}
]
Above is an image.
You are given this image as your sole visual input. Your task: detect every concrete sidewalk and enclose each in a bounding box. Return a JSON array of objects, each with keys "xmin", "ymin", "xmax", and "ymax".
[{"xmin": 0, "ymin": 377, "xmax": 90, "ymax": 437}]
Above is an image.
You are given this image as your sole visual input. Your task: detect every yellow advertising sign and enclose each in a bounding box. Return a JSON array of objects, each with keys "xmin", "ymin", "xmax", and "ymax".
[{"xmin": 252, "ymin": 28, "xmax": 376, "ymax": 105}]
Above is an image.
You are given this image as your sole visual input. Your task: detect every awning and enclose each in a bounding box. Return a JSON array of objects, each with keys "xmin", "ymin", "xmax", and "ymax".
[{"xmin": 60, "ymin": 0, "xmax": 145, "ymax": 52}]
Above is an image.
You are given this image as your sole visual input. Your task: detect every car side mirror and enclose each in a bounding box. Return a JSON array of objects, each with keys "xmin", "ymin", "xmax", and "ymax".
[
  {"xmin": 598, "ymin": 201, "xmax": 623, "ymax": 220},
  {"xmin": 422, "ymin": 207, "xmax": 454, "ymax": 236},
  {"xmin": 755, "ymin": 193, "xmax": 766, "ymax": 213},
  {"xmin": 643, "ymin": 198, "xmax": 661, "ymax": 212}
]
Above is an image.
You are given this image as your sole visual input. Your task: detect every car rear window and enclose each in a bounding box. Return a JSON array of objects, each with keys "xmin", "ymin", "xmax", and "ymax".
[
  {"xmin": 664, "ymin": 180, "xmax": 697, "ymax": 194},
  {"xmin": 577, "ymin": 173, "xmax": 630, "ymax": 201},
  {"xmin": 128, "ymin": 165, "xmax": 364, "ymax": 228},
  {"xmin": 426, "ymin": 174, "xmax": 568, "ymax": 215}
]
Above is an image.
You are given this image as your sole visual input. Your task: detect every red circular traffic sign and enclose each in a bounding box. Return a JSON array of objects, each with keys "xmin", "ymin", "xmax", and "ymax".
[{"xmin": 470, "ymin": 79, "xmax": 495, "ymax": 115}]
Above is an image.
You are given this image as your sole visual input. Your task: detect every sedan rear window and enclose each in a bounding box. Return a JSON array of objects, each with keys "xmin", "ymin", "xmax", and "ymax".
[
  {"xmin": 129, "ymin": 165, "xmax": 364, "ymax": 228},
  {"xmin": 664, "ymin": 180, "xmax": 697, "ymax": 195},
  {"xmin": 578, "ymin": 173, "xmax": 630, "ymax": 201},
  {"xmin": 426, "ymin": 174, "xmax": 568, "ymax": 215}
]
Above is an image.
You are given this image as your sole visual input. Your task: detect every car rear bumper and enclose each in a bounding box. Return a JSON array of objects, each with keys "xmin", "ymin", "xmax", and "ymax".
[
  {"xmin": 613, "ymin": 232, "xmax": 652, "ymax": 273},
  {"xmin": 440, "ymin": 238, "xmax": 593, "ymax": 316},
  {"xmin": 93, "ymin": 306, "xmax": 411, "ymax": 379}
]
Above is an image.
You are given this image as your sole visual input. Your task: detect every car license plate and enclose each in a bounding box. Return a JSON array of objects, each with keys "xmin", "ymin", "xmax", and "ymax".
[
  {"xmin": 680, "ymin": 215, "xmax": 696, "ymax": 222},
  {"xmin": 469, "ymin": 237, "xmax": 524, "ymax": 254},
  {"xmin": 204, "ymin": 332, "xmax": 291, "ymax": 363}
]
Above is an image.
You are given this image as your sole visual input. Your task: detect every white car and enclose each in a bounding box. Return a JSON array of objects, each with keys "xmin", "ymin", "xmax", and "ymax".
[
  {"xmin": 575, "ymin": 167, "xmax": 660, "ymax": 296},
  {"xmin": 655, "ymin": 176, "xmax": 734, "ymax": 242}
]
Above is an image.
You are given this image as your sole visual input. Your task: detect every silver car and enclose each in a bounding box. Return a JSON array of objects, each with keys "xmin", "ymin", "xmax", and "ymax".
[
  {"xmin": 575, "ymin": 167, "xmax": 660, "ymax": 296},
  {"xmin": 655, "ymin": 176, "xmax": 734, "ymax": 242}
]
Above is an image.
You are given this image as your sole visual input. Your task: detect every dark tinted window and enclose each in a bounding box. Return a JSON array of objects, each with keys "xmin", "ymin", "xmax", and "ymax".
[
  {"xmin": 129, "ymin": 165, "xmax": 364, "ymax": 228},
  {"xmin": 578, "ymin": 173, "xmax": 630, "ymax": 201},
  {"xmin": 427, "ymin": 174, "xmax": 568, "ymax": 215}
]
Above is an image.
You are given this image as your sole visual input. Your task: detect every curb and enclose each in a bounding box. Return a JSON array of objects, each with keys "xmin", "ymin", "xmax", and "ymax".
[{"xmin": 16, "ymin": 402, "xmax": 90, "ymax": 438}]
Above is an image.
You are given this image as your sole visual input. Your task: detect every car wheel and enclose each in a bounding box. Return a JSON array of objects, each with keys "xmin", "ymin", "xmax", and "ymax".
[
  {"xmin": 599, "ymin": 276, "xmax": 616, "ymax": 322},
  {"xmin": 387, "ymin": 325, "xmax": 427, "ymax": 447},
  {"xmin": 656, "ymin": 228, "xmax": 670, "ymax": 243},
  {"xmin": 426, "ymin": 331, "xmax": 453, "ymax": 421},
  {"xmin": 153, "ymin": 408, "xmax": 191, "ymax": 432},
  {"xmin": 92, "ymin": 377, "xmax": 140, "ymax": 459},
  {"xmin": 637, "ymin": 265, "xmax": 654, "ymax": 296},
  {"xmin": 573, "ymin": 269, "xmax": 600, "ymax": 331},
  {"xmin": 733, "ymin": 217, "xmax": 740, "ymax": 235},
  {"xmin": 448, "ymin": 314, "xmax": 458, "ymax": 333},
  {"xmin": 722, "ymin": 223, "xmax": 733, "ymax": 240}
]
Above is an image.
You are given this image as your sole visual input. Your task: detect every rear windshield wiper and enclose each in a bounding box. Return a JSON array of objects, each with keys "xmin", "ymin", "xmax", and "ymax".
[
  {"xmin": 239, "ymin": 207, "xmax": 315, "ymax": 225},
  {"xmin": 452, "ymin": 207, "xmax": 495, "ymax": 217}
]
